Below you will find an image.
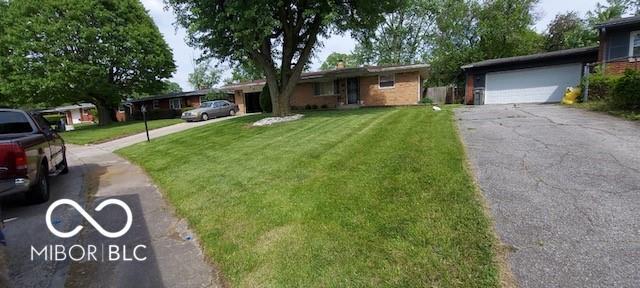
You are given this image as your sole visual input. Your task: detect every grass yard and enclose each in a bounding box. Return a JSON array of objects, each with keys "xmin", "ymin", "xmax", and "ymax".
[
  {"xmin": 118, "ymin": 107, "xmax": 499, "ymax": 287},
  {"xmin": 61, "ymin": 118, "xmax": 182, "ymax": 144},
  {"xmin": 573, "ymin": 101, "xmax": 640, "ymax": 121}
]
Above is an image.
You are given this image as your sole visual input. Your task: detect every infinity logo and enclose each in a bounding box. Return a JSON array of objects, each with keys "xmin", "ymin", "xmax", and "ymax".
[{"xmin": 46, "ymin": 199, "xmax": 132, "ymax": 239}]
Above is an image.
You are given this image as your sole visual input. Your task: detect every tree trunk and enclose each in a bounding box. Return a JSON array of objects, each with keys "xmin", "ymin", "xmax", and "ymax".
[
  {"xmin": 94, "ymin": 99, "xmax": 116, "ymax": 126},
  {"xmin": 269, "ymin": 85, "xmax": 292, "ymax": 117}
]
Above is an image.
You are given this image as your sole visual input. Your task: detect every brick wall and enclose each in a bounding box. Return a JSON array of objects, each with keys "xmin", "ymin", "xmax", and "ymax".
[
  {"xmin": 359, "ymin": 71, "xmax": 421, "ymax": 106},
  {"xmin": 465, "ymin": 73, "xmax": 474, "ymax": 105},
  {"xmin": 605, "ymin": 59, "xmax": 640, "ymax": 75},
  {"xmin": 234, "ymin": 90, "xmax": 246, "ymax": 113},
  {"xmin": 289, "ymin": 83, "xmax": 338, "ymax": 108},
  {"xmin": 185, "ymin": 96, "xmax": 201, "ymax": 108}
]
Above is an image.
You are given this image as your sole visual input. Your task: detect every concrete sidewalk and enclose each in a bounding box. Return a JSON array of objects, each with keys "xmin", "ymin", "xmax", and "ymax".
[
  {"xmin": 95, "ymin": 114, "xmax": 254, "ymax": 152},
  {"xmin": 64, "ymin": 145, "xmax": 224, "ymax": 287}
]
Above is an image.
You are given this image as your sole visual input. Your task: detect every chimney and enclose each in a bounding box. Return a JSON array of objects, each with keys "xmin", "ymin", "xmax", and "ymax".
[{"xmin": 336, "ymin": 59, "xmax": 345, "ymax": 69}]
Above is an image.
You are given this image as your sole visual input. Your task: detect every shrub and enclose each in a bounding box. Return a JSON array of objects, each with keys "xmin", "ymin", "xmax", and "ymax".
[
  {"xmin": 420, "ymin": 97, "xmax": 433, "ymax": 105},
  {"xmin": 320, "ymin": 104, "xmax": 328, "ymax": 109},
  {"xmin": 612, "ymin": 69, "xmax": 640, "ymax": 110},
  {"xmin": 260, "ymin": 85, "xmax": 273, "ymax": 113},
  {"xmin": 586, "ymin": 73, "xmax": 617, "ymax": 101},
  {"xmin": 311, "ymin": 104, "xmax": 318, "ymax": 109},
  {"xmin": 304, "ymin": 104, "xmax": 312, "ymax": 110}
]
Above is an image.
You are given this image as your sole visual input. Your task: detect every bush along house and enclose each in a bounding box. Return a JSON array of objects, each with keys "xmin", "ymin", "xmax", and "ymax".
[
  {"xmin": 461, "ymin": 15, "xmax": 640, "ymax": 105},
  {"xmin": 221, "ymin": 63, "xmax": 430, "ymax": 114},
  {"xmin": 125, "ymin": 89, "xmax": 226, "ymax": 120}
]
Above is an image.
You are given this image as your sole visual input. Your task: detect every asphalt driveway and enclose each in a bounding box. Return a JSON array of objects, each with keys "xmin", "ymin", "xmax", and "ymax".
[{"xmin": 456, "ymin": 104, "xmax": 640, "ymax": 287}]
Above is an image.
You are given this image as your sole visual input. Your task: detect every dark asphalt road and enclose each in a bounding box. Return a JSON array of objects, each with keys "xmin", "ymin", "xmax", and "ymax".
[{"xmin": 2, "ymin": 149, "xmax": 86, "ymax": 287}]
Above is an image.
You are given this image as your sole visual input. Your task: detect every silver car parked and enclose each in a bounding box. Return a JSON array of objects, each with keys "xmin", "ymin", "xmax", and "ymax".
[{"xmin": 181, "ymin": 100, "xmax": 239, "ymax": 122}]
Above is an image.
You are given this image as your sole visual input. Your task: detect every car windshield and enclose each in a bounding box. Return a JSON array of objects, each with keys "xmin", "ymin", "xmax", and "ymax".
[
  {"xmin": 0, "ymin": 111, "xmax": 34, "ymax": 134},
  {"xmin": 200, "ymin": 102, "xmax": 213, "ymax": 108}
]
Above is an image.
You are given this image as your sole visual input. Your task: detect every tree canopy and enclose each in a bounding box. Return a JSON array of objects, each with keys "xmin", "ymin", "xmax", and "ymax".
[
  {"xmin": 188, "ymin": 60, "xmax": 222, "ymax": 89},
  {"xmin": 225, "ymin": 60, "xmax": 264, "ymax": 84},
  {"xmin": 543, "ymin": 12, "xmax": 593, "ymax": 52},
  {"xmin": 0, "ymin": 0, "xmax": 175, "ymax": 124},
  {"xmin": 353, "ymin": 0, "xmax": 436, "ymax": 66},
  {"xmin": 169, "ymin": 0, "xmax": 400, "ymax": 116},
  {"xmin": 319, "ymin": 52, "xmax": 359, "ymax": 70},
  {"xmin": 427, "ymin": 0, "xmax": 542, "ymax": 85}
]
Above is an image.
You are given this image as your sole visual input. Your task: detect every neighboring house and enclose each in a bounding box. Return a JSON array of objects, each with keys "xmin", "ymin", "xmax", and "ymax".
[
  {"xmin": 462, "ymin": 15, "xmax": 640, "ymax": 105},
  {"xmin": 42, "ymin": 103, "xmax": 95, "ymax": 124},
  {"xmin": 595, "ymin": 15, "xmax": 640, "ymax": 74},
  {"xmin": 126, "ymin": 89, "xmax": 223, "ymax": 120},
  {"xmin": 221, "ymin": 64, "xmax": 429, "ymax": 114}
]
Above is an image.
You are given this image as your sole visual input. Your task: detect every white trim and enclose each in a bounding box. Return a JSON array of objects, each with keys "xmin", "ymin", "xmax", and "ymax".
[
  {"xmin": 417, "ymin": 74, "xmax": 421, "ymax": 102},
  {"xmin": 378, "ymin": 74, "xmax": 395, "ymax": 89},
  {"xmin": 629, "ymin": 30, "xmax": 640, "ymax": 57},
  {"xmin": 169, "ymin": 98, "xmax": 182, "ymax": 110}
]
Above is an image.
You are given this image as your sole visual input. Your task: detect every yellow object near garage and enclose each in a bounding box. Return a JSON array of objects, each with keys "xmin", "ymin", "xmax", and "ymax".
[{"xmin": 562, "ymin": 87, "xmax": 582, "ymax": 105}]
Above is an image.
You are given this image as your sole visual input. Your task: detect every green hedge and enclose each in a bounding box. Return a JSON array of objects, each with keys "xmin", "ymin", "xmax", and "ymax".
[
  {"xmin": 612, "ymin": 70, "xmax": 640, "ymax": 110},
  {"xmin": 586, "ymin": 73, "xmax": 618, "ymax": 101}
]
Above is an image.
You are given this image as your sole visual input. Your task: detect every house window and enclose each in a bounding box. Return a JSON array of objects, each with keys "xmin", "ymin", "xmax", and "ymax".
[
  {"xmin": 169, "ymin": 98, "xmax": 181, "ymax": 110},
  {"xmin": 152, "ymin": 100, "xmax": 159, "ymax": 110},
  {"xmin": 313, "ymin": 81, "xmax": 336, "ymax": 96},
  {"xmin": 630, "ymin": 31, "xmax": 640, "ymax": 57},
  {"xmin": 379, "ymin": 74, "xmax": 395, "ymax": 88}
]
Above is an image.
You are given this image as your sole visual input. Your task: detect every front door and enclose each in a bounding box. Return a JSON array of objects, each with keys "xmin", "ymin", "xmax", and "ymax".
[{"xmin": 346, "ymin": 78, "xmax": 359, "ymax": 104}]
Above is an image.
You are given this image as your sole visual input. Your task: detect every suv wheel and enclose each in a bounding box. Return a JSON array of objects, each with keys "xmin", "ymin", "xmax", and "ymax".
[
  {"xmin": 229, "ymin": 109, "xmax": 236, "ymax": 116},
  {"xmin": 201, "ymin": 113, "xmax": 209, "ymax": 121},
  {"xmin": 27, "ymin": 164, "xmax": 50, "ymax": 204}
]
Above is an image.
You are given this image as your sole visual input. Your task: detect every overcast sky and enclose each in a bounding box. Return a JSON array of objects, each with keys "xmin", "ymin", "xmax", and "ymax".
[{"xmin": 141, "ymin": 0, "xmax": 602, "ymax": 90}]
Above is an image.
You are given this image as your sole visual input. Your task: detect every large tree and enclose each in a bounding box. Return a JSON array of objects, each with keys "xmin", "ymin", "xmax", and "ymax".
[
  {"xmin": 0, "ymin": 0, "xmax": 175, "ymax": 124},
  {"xmin": 169, "ymin": 0, "xmax": 400, "ymax": 116},
  {"xmin": 427, "ymin": 0, "xmax": 541, "ymax": 85},
  {"xmin": 476, "ymin": 0, "xmax": 541, "ymax": 60},
  {"xmin": 319, "ymin": 52, "xmax": 359, "ymax": 70},
  {"xmin": 543, "ymin": 12, "xmax": 593, "ymax": 51},
  {"xmin": 225, "ymin": 60, "xmax": 264, "ymax": 84},
  {"xmin": 353, "ymin": 0, "xmax": 437, "ymax": 65},
  {"xmin": 189, "ymin": 60, "xmax": 222, "ymax": 89}
]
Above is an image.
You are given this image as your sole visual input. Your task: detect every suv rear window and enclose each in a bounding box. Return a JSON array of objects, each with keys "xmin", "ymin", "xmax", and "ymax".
[{"xmin": 0, "ymin": 111, "xmax": 34, "ymax": 134}]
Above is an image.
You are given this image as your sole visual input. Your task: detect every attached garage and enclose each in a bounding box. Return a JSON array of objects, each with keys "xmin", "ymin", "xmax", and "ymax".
[
  {"xmin": 462, "ymin": 47, "xmax": 599, "ymax": 105},
  {"xmin": 484, "ymin": 63, "xmax": 583, "ymax": 104}
]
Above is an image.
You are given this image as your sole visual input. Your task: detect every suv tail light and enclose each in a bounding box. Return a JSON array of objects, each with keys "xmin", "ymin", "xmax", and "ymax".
[{"xmin": 0, "ymin": 143, "xmax": 28, "ymax": 178}]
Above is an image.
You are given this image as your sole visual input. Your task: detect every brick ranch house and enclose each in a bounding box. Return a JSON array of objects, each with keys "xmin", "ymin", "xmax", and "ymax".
[
  {"xmin": 122, "ymin": 89, "xmax": 217, "ymax": 121},
  {"xmin": 221, "ymin": 64, "xmax": 430, "ymax": 114},
  {"xmin": 462, "ymin": 15, "xmax": 640, "ymax": 105}
]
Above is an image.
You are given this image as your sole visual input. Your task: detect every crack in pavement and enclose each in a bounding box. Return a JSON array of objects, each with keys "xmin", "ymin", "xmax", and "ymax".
[{"xmin": 456, "ymin": 104, "xmax": 640, "ymax": 288}]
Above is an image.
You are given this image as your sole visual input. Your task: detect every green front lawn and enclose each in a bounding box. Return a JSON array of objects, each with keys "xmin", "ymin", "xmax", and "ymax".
[
  {"xmin": 118, "ymin": 107, "xmax": 499, "ymax": 287},
  {"xmin": 61, "ymin": 118, "xmax": 182, "ymax": 144}
]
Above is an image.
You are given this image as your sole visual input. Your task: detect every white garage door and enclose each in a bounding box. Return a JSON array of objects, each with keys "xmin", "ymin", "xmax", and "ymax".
[{"xmin": 485, "ymin": 63, "xmax": 583, "ymax": 104}]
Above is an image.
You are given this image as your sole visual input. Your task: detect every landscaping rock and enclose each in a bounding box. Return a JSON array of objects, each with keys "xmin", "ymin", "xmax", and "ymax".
[{"xmin": 252, "ymin": 114, "xmax": 304, "ymax": 126}]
